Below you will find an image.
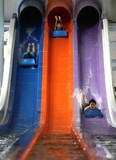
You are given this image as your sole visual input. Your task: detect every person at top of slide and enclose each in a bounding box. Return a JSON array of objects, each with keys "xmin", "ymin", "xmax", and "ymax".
[{"xmin": 54, "ymin": 15, "xmax": 64, "ymax": 30}]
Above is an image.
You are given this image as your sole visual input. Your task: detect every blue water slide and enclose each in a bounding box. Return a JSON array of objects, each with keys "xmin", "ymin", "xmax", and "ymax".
[
  {"xmin": 10, "ymin": 0, "xmax": 45, "ymax": 133},
  {"xmin": 0, "ymin": 0, "xmax": 45, "ymax": 137}
]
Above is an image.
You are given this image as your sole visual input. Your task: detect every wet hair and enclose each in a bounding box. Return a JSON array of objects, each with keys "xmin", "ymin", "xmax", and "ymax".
[{"xmin": 89, "ymin": 99, "xmax": 96, "ymax": 105}]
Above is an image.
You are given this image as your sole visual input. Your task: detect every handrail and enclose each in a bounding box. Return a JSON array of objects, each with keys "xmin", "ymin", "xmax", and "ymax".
[
  {"xmin": 0, "ymin": 16, "xmax": 16, "ymax": 125},
  {"xmin": 102, "ymin": 18, "xmax": 116, "ymax": 127}
]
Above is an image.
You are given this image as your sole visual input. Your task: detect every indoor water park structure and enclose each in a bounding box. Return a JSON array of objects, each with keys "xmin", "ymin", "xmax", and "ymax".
[{"xmin": 0, "ymin": 0, "xmax": 116, "ymax": 159}]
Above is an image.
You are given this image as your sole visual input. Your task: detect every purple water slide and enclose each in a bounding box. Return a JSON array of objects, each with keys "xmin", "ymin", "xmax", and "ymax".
[
  {"xmin": 74, "ymin": 21, "xmax": 107, "ymax": 108},
  {"xmin": 74, "ymin": 19, "xmax": 116, "ymax": 133}
]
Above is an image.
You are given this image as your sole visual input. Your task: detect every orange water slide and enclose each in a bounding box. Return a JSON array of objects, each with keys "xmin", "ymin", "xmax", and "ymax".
[{"xmin": 40, "ymin": 21, "xmax": 74, "ymax": 134}]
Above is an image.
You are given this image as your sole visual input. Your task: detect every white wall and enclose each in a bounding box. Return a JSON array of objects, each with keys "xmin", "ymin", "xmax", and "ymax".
[
  {"xmin": 106, "ymin": 0, "xmax": 116, "ymax": 22},
  {"xmin": 109, "ymin": 25, "xmax": 116, "ymax": 87},
  {"xmin": 4, "ymin": 0, "xmax": 21, "ymax": 22}
]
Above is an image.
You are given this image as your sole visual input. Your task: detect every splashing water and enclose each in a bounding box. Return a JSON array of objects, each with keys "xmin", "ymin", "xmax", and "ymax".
[
  {"xmin": 26, "ymin": 27, "xmax": 36, "ymax": 37},
  {"xmin": 82, "ymin": 68, "xmax": 102, "ymax": 108},
  {"xmin": 19, "ymin": 26, "xmax": 40, "ymax": 58},
  {"xmin": 73, "ymin": 88, "xmax": 83, "ymax": 107}
]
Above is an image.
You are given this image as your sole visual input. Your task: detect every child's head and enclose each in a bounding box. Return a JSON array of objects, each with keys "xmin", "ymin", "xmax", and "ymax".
[
  {"xmin": 89, "ymin": 99, "xmax": 97, "ymax": 109},
  {"xmin": 89, "ymin": 99, "xmax": 96, "ymax": 105}
]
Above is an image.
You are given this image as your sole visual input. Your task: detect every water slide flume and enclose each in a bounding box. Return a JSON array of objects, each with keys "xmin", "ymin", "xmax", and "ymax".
[
  {"xmin": 102, "ymin": 18, "xmax": 116, "ymax": 127},
  {"xmin": 18, "ymin": 1, "xmax": 97, "ymax": 159},
  {"xmin": 0, "ymin": 14, "xmax": 16, "ymax": 125}
]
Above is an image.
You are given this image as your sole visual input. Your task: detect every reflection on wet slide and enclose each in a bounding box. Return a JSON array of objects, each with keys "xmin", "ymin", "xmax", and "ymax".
[{"xmin": 22, "ymin": 134, "xmax": 92, "ymax": 160}]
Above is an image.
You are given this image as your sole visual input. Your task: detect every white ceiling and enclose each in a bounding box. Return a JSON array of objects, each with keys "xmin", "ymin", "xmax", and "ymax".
[{"xmin": 4, "ymin": 0, "xmax": 116, "ymax": 22}]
